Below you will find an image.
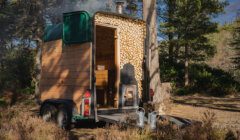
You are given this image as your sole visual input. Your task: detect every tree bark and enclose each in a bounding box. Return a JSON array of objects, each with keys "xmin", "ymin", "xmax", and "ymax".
[
  {"xmin": 34, "ymin": 39, "xmax": 42, "ymax": 104},
  {"xmin": 175, "ymin": 43, "xmax": 180, "ymax": 63},
  {"xmin": 167, "ymin": 1, "xmax": 174, "ymax": 63},
  {"xmin": 175, "ymin": 34, "xmax": 181, "ymax": 63},
  {"xmin": 184, "ymin": 44, "xmax": 189, "ymax": 86},
  {"xmin": 143, "ymin": 0, "xmax": 167, "ymax": 114},
  {"xmin": 169, "ymin": 34, "xmax": 174, "ymax": 63}
]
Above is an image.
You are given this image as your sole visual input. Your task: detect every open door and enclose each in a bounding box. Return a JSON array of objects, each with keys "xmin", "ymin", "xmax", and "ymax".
[{"xmin": 95, "ymin": 25, "xmax": 119, "ymax": 109}]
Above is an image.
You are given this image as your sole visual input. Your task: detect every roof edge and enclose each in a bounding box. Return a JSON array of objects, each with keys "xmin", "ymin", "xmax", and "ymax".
[{"xmin": 95, "ymin": 11, "xmax": 145, "ymax": 24}]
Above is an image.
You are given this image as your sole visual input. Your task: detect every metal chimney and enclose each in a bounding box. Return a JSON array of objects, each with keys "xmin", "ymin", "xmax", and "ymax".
[{"xmin": 115, "ymin": 0, "xmax": 124, "ymax": 14}]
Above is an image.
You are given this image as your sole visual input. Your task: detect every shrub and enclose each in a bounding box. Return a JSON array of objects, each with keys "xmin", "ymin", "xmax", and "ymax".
[
  {"xmin": 160, "ymin": 60, "xmax": 240, "ymax": 96},
  {"xmin": 0, "ymin": 106, "xmax": 68, "ymax": 140},
  {"xmin": 0, "ymin": 46, "xmax": 35, "ymax": 94}
]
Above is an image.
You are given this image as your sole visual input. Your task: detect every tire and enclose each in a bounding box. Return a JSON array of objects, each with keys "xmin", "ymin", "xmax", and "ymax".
[
  {"xmin": 57, "ymin": 105, "xmax": 71, "ymax": 130},
  {"xmin": 41, "ymin": 104, "xmax": 57, "ymax": 122}
]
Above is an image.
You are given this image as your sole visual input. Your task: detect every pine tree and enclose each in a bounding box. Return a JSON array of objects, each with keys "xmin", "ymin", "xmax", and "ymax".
[
  {"xmin": 0, "ymin": 0, "xmax": 44, "ymax": 99},
  {"xmin": 160, "ymin": 0, "xmax": 227, "ymax": 86},
  {"xmin": 126, "ymin": 0, "xmax": 138, "ymax": 17},
  {"xmin": 159, "ymin": 0, "xmax": 178, "ymax": 63}
]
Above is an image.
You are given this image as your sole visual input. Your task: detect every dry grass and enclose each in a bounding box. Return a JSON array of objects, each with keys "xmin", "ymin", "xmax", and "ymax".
[
  {"xmin": 95, "ymin": 125, "xmax": 151, "ymax": 140},
  {"xmin": 0, "ymin": 103, "xmax": 239, "ymax": 140},
  {"xmin": 94, "ymin": 110, "xmax": 239, "ymax": 140},
  {"xmin": 169, "ymin": 103, "xmax": 240, "ymax": 131},
  {"xmin": 0, "ymin": 105, "xmax": 69, "ymax": 140}
]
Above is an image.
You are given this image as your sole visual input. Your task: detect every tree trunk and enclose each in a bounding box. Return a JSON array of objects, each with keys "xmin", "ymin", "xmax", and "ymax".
[
  {"xmin": 169, "ymin": 34, "xmax": 173, "ymax": 63},
  {"xmin": 34, "ymin": 39, "xmax": 42, "ymax": 104},
  {"xmin": 184, "ymin": 44, "xmax": 189, "ymax": 86},
  {"xmin": 143, "ymin": 0, "xmax": 167, "ymax": 114},
  {"xmin": 175, "ymin": 34, "xmax": 181, "ymax": 63},
  {"xmin": 167, "ymin": 1, "xmax": 174, "ymax": 63},
  {"xmin": 175, "ymin": 43, "xmax": 180, "ymax": 63}
]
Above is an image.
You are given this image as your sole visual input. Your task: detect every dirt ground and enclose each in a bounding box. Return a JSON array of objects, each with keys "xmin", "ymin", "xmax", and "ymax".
[
  {"xmin": 69, "ymin": 103, "xmax": 240, "ymax": 139},
  {"xmin": 172, "ymin": 95, "xmax": 240, "ymax": 111},
  {"xmin": 168, "ymin": 95, "xmax": 240, "ymax": 131}
]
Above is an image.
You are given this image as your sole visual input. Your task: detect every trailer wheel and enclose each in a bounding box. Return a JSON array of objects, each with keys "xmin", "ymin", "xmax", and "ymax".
[
  {"xmin": 57, "ymin": 105, "xmax": 71, "ymax": 130},
  {"xmin": 41, "ymin": 104, "xmax": 57, "ymax": 122}
]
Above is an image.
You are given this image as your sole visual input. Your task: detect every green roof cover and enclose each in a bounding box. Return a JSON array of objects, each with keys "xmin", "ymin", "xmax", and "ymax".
[
  {"xmin": 44, "ymin": 11, "xmax": 93, "ymax": 44},
  {"xmin": 44, "ymin": 23, "xmax": 63, "ymax": 42},
  {"xmin": 63, "ymin": 11, "xmax": 92, "ymax": 44}
]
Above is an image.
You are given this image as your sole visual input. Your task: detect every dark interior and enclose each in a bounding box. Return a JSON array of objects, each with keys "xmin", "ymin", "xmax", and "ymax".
[{"xmin": 95, "ymin": 25, "xmax": 117, "ymax": 108}]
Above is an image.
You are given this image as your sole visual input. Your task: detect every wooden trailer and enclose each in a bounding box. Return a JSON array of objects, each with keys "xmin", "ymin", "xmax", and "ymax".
[{"xmin": 39, "ymin": 11, "xmax": 146, "ymax": 128}]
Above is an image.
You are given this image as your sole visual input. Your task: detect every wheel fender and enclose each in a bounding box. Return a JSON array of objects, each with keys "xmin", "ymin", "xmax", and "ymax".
[{"xmin": 40, "ymin": 99, "xmax": 74, "ymax": 116}]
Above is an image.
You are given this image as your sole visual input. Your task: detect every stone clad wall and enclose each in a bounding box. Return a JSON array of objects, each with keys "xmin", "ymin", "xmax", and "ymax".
[{"xmin": 95, "ymin": 13, "xmax": 146, "ymax": 97}]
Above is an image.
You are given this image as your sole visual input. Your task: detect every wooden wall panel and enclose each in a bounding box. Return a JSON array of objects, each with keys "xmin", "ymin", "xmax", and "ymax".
[
  {"xmin": 96, "ymin": 26, "xmax": 115, "ymax": 70},
  {"xmin": 41, "ymin": 86, "xmax": 88, "ymax": 96},
  {"xmin": 41, "ymin": 71, "xmax": 90, "ymax": 79},
  {"xmin": 42, "ymin": 41, "xmax": 62, "ymax": 52},
  {"xmin": 42, "ymin": 64, "xmax": 90, "ymax": 73},
  {"xmin": 40, "ymin": 40, "xmax": 91, "ymax": 113},
  {"xmin": 40, "ymin": 78, "xmax": 90, "ymax": 86},
  {"xmin": 41, "ymin": 86, "xmax": 88, "ymax": 113},
  {"xmin": 42, "ymin": 59, "xmax": 90, "ymax": 66}
]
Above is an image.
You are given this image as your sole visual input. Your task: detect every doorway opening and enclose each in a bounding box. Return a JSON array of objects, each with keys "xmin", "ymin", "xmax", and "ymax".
[{"xmin": 95, "ymin": 25, "xmax": 119, "ymax": 109}]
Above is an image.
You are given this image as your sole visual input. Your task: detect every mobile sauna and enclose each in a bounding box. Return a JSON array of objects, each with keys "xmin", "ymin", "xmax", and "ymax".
[{"xmin": 39, "ymin": 11, "xmax": 146, "ymax": 128}]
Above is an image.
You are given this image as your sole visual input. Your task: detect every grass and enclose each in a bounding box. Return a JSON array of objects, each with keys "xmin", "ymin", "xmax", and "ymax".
[
  {"xmin": 0, "ymin": 103, "xmax": 239, "ymax": 140},
  {"xmin": 94, "ymin": 114, "xmax": 236, "ymax": 140},
  {"xmin": 0, "ymin": 105, "xmax": 69, "ymax": 140},
  {"xmin": 88, "ymin": 110, "xmax": 239, "ymax": 140},
  {"xmin": 0, "ymin": 91, "xmax": 238, "ymax": 140}
]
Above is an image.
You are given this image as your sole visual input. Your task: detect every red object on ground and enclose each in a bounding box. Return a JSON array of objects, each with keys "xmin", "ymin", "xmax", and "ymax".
[{"xmin": 150, "ymin": 89, "xmax": 154, "ymax": 97}]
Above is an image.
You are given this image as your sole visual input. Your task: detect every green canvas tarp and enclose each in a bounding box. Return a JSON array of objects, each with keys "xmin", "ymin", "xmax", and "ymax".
[
  {"xmin": 63, "ymin": 11, "xmax": 92, "ymax": 44},
  {"xmin": 44, "ymin": 23, "xmax": 63, "ymax": 42},
  {"xmin": 44, "ymin": 11, "xmax": 93, "ymax": 44}
]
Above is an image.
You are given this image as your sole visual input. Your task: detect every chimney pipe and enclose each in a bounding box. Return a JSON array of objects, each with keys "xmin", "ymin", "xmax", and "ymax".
[{"xmin": 116, "ymin": 0, "xmax": 124, "ymax": 14}]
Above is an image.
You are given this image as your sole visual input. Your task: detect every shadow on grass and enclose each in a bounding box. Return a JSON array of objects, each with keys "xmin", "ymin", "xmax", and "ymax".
[
  {"xmin": 172, "ymin": 96, "xmax": 240, "ymax": 112},
  {"xmin": 74, "ymin": 120, "xmax": 106, "ymax": 129},
  {"xmin": 69, "ymin": 120, "xmax": 107, "ymax": 140}
]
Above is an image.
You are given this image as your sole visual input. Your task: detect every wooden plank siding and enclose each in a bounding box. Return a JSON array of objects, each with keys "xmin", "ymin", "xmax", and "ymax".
[{"xmin": 40, "ymin": 39, "xmax": 91, "ymax": 113}]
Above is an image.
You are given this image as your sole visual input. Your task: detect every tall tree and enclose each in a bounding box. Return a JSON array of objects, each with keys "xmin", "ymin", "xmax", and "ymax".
[
  {"xmin": 0, "ymin": 0, "xmax": 44, "ymax": 100},
  {"xmin": 159, "ymin": 0, "xmax": 178, "ymax": 63},
  {"xmin": 143, "ymin": 0, "xmax": 166, "ymax": 113},
  {"xmin": 160, "ymin": 0, "xmax": 227, "ymax": 87},
  {"xmin": 179, "ymin": 0, "xmax": 226, "ymax": 86},
  {"xmin": 126, "ymin": 0, "xmax": 138, "ymax": 17}
]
